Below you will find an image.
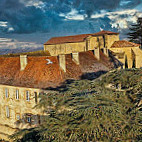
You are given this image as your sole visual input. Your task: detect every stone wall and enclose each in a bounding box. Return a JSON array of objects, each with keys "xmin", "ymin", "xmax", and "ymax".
[
  {"xmin": 44, "ymin": 42, "xmax": 86, "ymax": 56},
  {"xmin": 88, "ymin": 36, "xmax": 98, "ymax": 50},
  {"xmin": 110, "ymin": 47, "xmax": 142, "ymax": 68},
  {"xmin": 59, "ymin": 54, "xmax": 66, "ymax": 72},
  {"xmin": 132, "ymin": 47, "xmax": 142, "ymax": 68},
  {"xmin": 72, "ymin": 52, "xmax": 80, "ymax": 65},
  {"xmin": 105, "ymin": 34, "xmax": 120, "ymax": 49}
]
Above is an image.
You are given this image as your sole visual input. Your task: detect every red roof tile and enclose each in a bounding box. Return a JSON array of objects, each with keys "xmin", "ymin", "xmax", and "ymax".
[
  {"xmin": 0, "ymin": 51, "xmax": 120, "ymax": 89},
  {"xmin": 111, "ymin": 40, "xmax": 140, "ymax": 48},
  {"xmin": 44, "ymin": 31, "xmax": 119, "ymax": 45}
]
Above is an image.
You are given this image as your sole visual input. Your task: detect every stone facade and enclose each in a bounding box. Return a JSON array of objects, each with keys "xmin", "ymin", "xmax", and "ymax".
[
  {"xmin": 104, "ymin": 34, "xmax": 120, "ymax": 49},
  {"xmin": 72, "ymin": 52, "xmax": 80, "ymax": 65},
  {"xmin": 44, "ymin": 42, "xmax": 86, "ymax": 56},
  {"xmin": 59, "ymin": 54, "xmax": 66, "ymax": 72},
  {"xmin": 0, "ymin": 85, "xmax": 43, "ymax": 140},
  {"xmin": 44, "ymin": 34, "xmax": 120, "ymax": 56},
  {"xmin": 111, "ymin": 45, "xmax": 142, "ymax": 68}
]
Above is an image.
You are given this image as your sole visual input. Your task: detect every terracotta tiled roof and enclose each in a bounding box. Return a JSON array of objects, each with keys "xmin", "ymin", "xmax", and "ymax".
[
  {"xmin": 111, "ymin": 40, "xmax": 140, "ymax": 48},
  {"xmin": 44, "ymin": 31, "xmax": 119, "ymax": 45},
  {"xmin": 0, "ymin": 51, "xmax": 120, "ymax": 89}
]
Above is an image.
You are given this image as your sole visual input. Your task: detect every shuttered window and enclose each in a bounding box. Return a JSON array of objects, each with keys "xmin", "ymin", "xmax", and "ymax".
[
  {"xmin": 35, "ymin": 92, "xmax": 38, "ymax": 104},
  {"xmin": 26, "ymin": 91, "xmax": 30, "ymax": 101}
]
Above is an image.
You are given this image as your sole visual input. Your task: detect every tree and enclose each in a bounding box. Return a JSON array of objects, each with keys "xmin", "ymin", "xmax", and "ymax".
[
  {"xmin": 127, "ymin": 17, "xmax": 142, "ymax": 48},
  {"xmin": 10, "ymin": 69, "xmax": 142, "ymax": 142}
]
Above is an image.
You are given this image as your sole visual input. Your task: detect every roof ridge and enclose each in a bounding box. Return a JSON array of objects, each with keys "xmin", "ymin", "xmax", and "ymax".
[
  {"xmin": 49, "ymin": 30, "xmax": 118, "ymax": 38},
  {"xmin": 49, "ymin": 33, "xmax": 92, "ymax": 39},
  {"xmin": 44, "ymin": 31, "xmax": 119, "ymax": 45}
]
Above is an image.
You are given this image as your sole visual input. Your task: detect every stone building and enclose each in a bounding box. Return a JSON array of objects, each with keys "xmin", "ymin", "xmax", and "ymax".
[
  {"xmin": 0, "ymin": 49, "xmax": 120, "ymax": 140},
  {"xmin": 44, "ymin": 30, "xmax": 142, "ymax": 68},
  {"xmin": 44, "ymin": 31, "xmax": 119, "ymax": 56},
  {"xmin": 0, "ymin": 30, "xmax": 142, "ymax": 141},
  {"xmin": 111, "ymin": 40, "xmax": 142, "ymax": 68}
]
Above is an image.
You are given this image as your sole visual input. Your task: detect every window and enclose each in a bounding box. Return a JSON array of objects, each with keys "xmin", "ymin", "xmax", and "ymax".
[
  {"xmin": 16, "ymin": 114, "xmax": 20, "ymax": 120},
  {"xmin": 25, "ymin": 114, "xmax": 32, "ymax": 123},
  {"xmin": 34, "ymin": 92, "xmax": 38, "ymax": 104},
  {"xmin": 16, "ymin": 89, "xmax": 19, "ymax": 100},
  {"xmin": 26, "ymin": 91, "xmax": 30, "ymax": 101},
  {"xmin": 5, "ymin": 88, "xmax": 9, "ymax": 98},
  {"xmin": 27, "ymin": 116, "xmax": 31, "ymax": 123},
  {"xmin": 6, "ymin": 106, "xmax": 10, "ymax": 118}
]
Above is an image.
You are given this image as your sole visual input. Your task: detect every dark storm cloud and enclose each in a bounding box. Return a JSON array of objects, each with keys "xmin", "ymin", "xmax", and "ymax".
[
  {"xmin": 72, "ymin": 0, "xmax": 142, "ymax": 17},
  {"xmin": 0, "ymin": 0, "xmax": 142, "ymax": 33},
  {"xmin": 0, "ymin": 0, "xmax": 24, "ymax": 10},
  {"xmin": 0, "ymin": 0, "xmax": 22, "ymax": 21},
  {"xmin": 42, "ymin": 0, "xmax": 142, "ymax": 18},
  {"xmin": 0, "ymin": 0, "xmax": 63, "ymax": 33},
  {"xmin": 120, "ymin": 0, "xmax": 142, "ymax": 8},
  {"xmin": 73, "ymin": 0, "xmax": 121, "ymax": 18}
]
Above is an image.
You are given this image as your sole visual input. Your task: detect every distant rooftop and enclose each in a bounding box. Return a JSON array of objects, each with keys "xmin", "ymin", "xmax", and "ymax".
[
  {"xmin": 44, "ymin": 30, "xmax": 119, "ymax": 45},
  {"xmin": 0, "ymin": 50, "xmax": 50, "ymax": 57},
  {"xmin": 111, "ymin": 40, "xmax": 140, "ymax": 48}
]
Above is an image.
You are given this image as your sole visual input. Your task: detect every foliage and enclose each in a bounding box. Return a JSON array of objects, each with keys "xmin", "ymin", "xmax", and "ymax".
[
  {"xmin": 127, "ymin": 17, "xmax": 142, "ymax": 48},
  {"xmin": 0, "ymin": 50, "xmax": 50, "ymax": 57},
  {"xmin": 11, "ymin": 69, "xmax": 142, "ymax": 142}
]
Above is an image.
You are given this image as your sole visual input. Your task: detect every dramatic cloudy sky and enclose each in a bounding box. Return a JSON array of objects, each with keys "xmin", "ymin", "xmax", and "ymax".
[{"xmin": 0, "ymin": 0, "xmax": 142, "ymax": 53}]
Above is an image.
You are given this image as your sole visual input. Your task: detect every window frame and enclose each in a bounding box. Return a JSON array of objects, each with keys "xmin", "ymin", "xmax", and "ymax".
[
  {"xmin": 16, "ymin": 113, "xmax": 20, "ymax": 120},
  {"xmin": 6, "ymin": 106, "xmax": 10, "ymax": 118},
  {"xmin": 34, "ymin": 92, "xmax": 38, "ymax": 104},
  {"xmin": 5, "ymin": 88, "xmax": 9, "ymax": 99},
  {"xmin": 15, "ymin": 89, "xmax": 19, "ymax": 100},
  {"xmin": 26, "ymin": 91, "xmax": 30, "ymax": 102},
  {"xmin": 26, "ymin": 115, "xmax": 31, "ymax": 123}
]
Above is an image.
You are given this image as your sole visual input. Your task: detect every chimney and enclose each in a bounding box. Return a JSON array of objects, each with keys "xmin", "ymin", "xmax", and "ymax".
[
  {"xmin": 72, "ymin": 52, "xmax": 79, "ymax": 65},
  {"xmin": 59, "ymin": 54, "xmax": 66, "ymax": 72},
  {"xmin": 20, "ymin": 55, "xmax": 28, "ymax": 71},
  {"xmin": 94, "ymin": 47, "xmax": 100, "ymax": 60}
]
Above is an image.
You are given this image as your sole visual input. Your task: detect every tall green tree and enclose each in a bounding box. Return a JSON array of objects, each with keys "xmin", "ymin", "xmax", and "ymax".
[
  {"xmin": 10, "ymin": 69, "xmax": 142, "ymax": 142},
  {"xmin": 127, "ymin": 17, "xmax": 142, "ymax": 48}
]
